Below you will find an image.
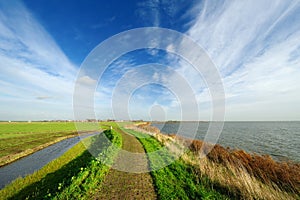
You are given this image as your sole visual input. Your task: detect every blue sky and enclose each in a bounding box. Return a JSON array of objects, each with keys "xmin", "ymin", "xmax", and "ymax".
[{"xmin": 0, "ymin": 0, "xmax": 300, "ymax": 121}]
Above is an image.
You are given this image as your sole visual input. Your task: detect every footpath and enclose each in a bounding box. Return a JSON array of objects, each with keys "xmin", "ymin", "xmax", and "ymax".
[{"xmin": 94, "ymin": 128, "xmax": 157, "ymax": 199}]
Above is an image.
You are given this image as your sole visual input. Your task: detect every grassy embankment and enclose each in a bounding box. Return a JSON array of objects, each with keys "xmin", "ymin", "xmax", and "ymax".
[
  {"xmin": 134, "ymin": 123, "xmax": 300, "ymax": 200},
  {"xmin": 0, "ymin": 126, "xmax": 122, "ymax": 200},
  {"xmin": 125, "ymin": 128, "xmax": 229, "ymax": 199},
  {"xmin": 0, "ymin": 122, "xmax": 99, "ymax": 166},
  {"xmin": 2, "ymin": 121, "xmax": 298, "ymax": 199}
]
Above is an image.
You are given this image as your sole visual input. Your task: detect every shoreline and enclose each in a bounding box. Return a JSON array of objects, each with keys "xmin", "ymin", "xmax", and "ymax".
[
  {"xmin": 148, "ymin": 122, "xmax": 299, "ymax": 163},
  {"xmin": 131, "ymin": 123, "xmax": 300, "ymax": 198},
  {"xmin": 150, "ymin": 121, "xmax": 299, "ymax": 163}
]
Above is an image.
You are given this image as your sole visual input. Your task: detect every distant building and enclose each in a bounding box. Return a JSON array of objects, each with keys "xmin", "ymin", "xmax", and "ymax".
[{"xmin": 87, "ymin": 119, "xmax": 97, "ymax": 122}]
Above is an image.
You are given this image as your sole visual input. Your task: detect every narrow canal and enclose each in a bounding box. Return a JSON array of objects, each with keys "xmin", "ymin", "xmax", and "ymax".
[{"xmin": 0, "ymin": 132, "xmax": 99, "ymax": 189}]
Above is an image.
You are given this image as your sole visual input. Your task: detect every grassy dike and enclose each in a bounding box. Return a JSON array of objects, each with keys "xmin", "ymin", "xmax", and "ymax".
[
  {"xmin": 0, "ymin": 129, "xmax": 122, "ymax": 200},
  {"xmin": 124, "ymin": 128, "xmax": 230, "ymax": 200},
  {"xmin": 132, "ymin": 123, "xmax": 300, "ymax": 200},
  {"xmin": 3, "ymin": 121, "xmax": 295, "ymax": 199}
]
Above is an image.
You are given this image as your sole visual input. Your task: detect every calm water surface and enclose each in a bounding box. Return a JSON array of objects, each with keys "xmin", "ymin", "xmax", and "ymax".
[
  {"xmin": 0, "ymin": 132, "xmax": 99, "ymax": 189},
  {"xmin": 152, "ymin": 121, "xmax": 300, "ymax": 162}
]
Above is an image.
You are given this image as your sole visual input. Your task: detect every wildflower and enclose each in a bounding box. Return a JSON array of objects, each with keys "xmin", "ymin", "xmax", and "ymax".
[{"xmin": 57, "ymin": 182, "xmax": 63, "ymax": 190}]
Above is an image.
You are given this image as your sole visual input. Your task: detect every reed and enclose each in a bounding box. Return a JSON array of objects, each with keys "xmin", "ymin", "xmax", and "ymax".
[{"xmin": 136, "ymin": 124, "xmax": 300, "ymax": 200}]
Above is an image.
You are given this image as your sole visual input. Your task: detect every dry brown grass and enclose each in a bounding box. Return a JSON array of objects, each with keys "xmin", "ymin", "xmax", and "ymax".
[
  {"xmin": 136, "ymin": 123, "xmax": 161, "ymax": 133},
  {"xmin": 187, "ymin": 139, "xmax": 300, "ymax": 195},
  {"xmin": 134, "ymin": 124, "xmax": 300, "ymax": 200}
]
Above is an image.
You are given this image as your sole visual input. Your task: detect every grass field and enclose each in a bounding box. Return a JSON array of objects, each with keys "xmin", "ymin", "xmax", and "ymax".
[
  {"xmin": 0, "ymin": 129, "xmax": 122, "ymax": 200},
  {"xmin": 0, "ymin": 122, "xmax": 78, "ymax": 135},
  {"xmin": 0, "ymin": 122, "xmax": 104, "ymax": 166}
]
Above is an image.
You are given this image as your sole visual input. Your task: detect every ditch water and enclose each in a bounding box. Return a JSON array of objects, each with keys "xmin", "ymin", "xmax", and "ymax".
[
  {"xmin": 152, "ymin": 121, "xmax": 300, "ymax": 163},
  {"xmin": 0, "ymin": 132, "xmax": 99, "ymax": 189}
]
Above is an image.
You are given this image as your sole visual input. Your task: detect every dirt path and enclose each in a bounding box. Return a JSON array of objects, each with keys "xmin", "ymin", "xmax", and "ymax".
[{"xmin": 94, "ymin": 129, "xmax": 157, "ymax": 200}]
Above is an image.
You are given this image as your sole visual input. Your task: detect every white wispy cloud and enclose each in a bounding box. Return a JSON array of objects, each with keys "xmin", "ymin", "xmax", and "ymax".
[
  {"xmin": 136, "ymin": 0, "xmax": 161, "ymax": 27},
  {"xmin": 71, "ymin": 0, "xmax": 300, "ymax": 121},
  {"xmin": 2, "ymin": 0, "xmax": 299, "ymax": 121},
  {"xmin": 188, "ymin": 0, "xmax": 299, "ymax": 73},
  {"xmin": 136, "ymin": 0, "xmax": 187, "ymax": 27},
  {"xmin": 0, "ymin": 1, "xmax": 77, "ymax": 120},
  {"xmin": 178, "ymin": 0, "xmax": 300, "ymax": 120}
]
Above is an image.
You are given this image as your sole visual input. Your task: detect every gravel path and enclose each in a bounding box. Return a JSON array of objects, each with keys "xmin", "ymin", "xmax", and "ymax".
[{"xmin": 94, "ymin": 129, "xmax": 157, "ymax": 200}]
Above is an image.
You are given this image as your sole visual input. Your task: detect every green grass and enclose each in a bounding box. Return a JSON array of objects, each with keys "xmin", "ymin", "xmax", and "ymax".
[
  {"xmin": 125, "ymin": 129, "xmax": 230, "ymax": 200},
  {"xmin": 0, "ymin": 122, "xmax": 78, "ymax": 135},
  {"xmin": 0, "ymin": 122, "xmax": 105, "ymax": 165},
  {"xmin": 0, "ymin": 122, "xmax": 79, "ymax": 158},
  {"xmin": 53, "ymin": 129, "xmax": 122, "ymax": 200},
  {"xmin": 0, "ymin": 129, "xmax": 122, "ymax": 200}
]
